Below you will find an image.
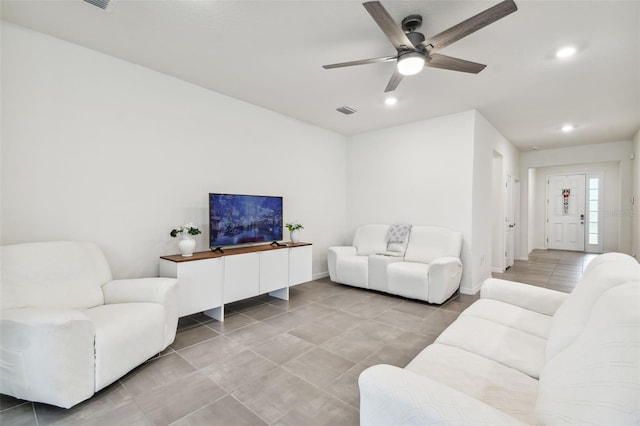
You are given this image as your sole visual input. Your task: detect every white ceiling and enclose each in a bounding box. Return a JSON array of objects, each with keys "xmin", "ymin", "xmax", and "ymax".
[{"xmin": 1, "ymin": 0, "xmax": 638, "ymax": 150}]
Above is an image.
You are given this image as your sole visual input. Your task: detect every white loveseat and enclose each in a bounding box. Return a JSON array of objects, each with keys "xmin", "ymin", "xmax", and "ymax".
[
  {"xmin": 0, "ymin": 241, "xmax": 179, "ymax": 408},
  {"xmin": 359, "ymin": 252, "xmax": 640, "ymax": 425},
  {"xmin": 328, "ymin": 224, "xmax": 463, "ymax": 304}
]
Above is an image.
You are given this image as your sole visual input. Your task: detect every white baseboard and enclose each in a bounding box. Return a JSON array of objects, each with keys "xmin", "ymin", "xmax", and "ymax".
[
  {"xmin": 491, "ymin": 267, "xmax": 505, "ymax": 274},
  {"xmin": 463, "ymin": 282, "xmax": 483, "ymax": 295},
  {"xmin": 313, "ymin": 271, "xmax": 329, "ymax": 280}
]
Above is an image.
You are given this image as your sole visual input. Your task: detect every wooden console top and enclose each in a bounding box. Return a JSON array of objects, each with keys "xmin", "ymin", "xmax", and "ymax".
[{"xmin": 161, "ymin": 242, "xmax": 312, "ymax": 263}]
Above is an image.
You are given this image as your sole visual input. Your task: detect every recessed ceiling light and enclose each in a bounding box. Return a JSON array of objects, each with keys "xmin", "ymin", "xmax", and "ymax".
[
  {"xmin": 561, "ymin": 124, "xmax": 575, "ymax": 132},
  {"xmin": 531, "ymin": 146, "xmax": 538, "ymax": 151},
  {"xmin": 385, "ymin": 97, "xmax": 397, "ymax": 106},
  {"xmin": 556, "ymin": 46, "xmax": 576, "ymax": 59}
]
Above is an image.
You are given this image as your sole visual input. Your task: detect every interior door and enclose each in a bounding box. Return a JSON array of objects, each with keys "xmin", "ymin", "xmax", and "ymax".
[
  {"xmin": 546, "ymin": 174, "xmax": 586, "ymax": 251},
  {"xmin": 504, "ymin": 175, "xmax": 514, "ymax": 268},
  {"xmin": 513, "ymin": 179, "xmax": 520, "ymax": 261}
]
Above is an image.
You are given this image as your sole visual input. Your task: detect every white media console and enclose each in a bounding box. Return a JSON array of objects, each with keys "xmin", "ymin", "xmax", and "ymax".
[{"xmin": 159, "ymin": 242, "xmax": 312, "ymax": 321}]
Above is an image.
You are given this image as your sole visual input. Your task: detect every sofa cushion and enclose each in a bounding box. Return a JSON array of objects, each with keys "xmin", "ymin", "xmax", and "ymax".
[
  {"xmin": 404, "ymin": 226, "xmax": 462, "ymax": 264},
  {"xmin": 460, "ymin": 299, "xmax": 553, "ymax": 339},
  {"xmin": 545, "ymin": 256, "xmax": 639, "ymax": 361},
  {"xmin": 435, "ymin": 315, "xmax": 547, "ymax": 379},
  {"xmin": 387, "ymin": 262, "xmax": 429, "ymax": 301},
  {"xmin": 353, "ymin": 224, "xmax": 389, "ymax": 256},
  {"xmin": 1, "ymin": 242, "xmax": 110, "ymax": 310},
  {"xmin": 406, "ymin": 343, "xmax": 540, "ymax": 425},
  {"xmin": 84, "ymin": 303, "xmax": 165, "ymax": 391},
  {"xmin": 536, "ymin": 282, "xmax": 640, "ymax": 425}
]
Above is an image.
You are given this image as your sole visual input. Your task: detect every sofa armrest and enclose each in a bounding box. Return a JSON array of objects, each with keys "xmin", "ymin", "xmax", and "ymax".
[
  {"xmin": 102, "ymin": 277, "xmax": 177, "ymax": 304},
  {"xmin": 481, "ymin": 278, "xmax": 569, "ymax": 315},
  {"xmin": 428, "ymin": 256, "xmax": 463, "ymax": 304},
  {"xmin": 359, "ymin": 364, "xmax": 525, "ymax": 426},
  {"xmin": 327, "ymin": 246, "xmax": 357, "ymax": 281},
  {"xmin": 0, "ymin": 308, "xmax": 95, "ymax": 408},
  {"xmin": 102, "ymin": 277, "xmax": 178, "ymax": 347}
]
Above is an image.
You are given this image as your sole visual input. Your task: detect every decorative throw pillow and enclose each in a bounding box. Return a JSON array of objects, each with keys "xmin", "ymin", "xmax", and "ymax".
[{"xmin": 386, "ymin": 224, "xmax": 411, "ymax": 253}]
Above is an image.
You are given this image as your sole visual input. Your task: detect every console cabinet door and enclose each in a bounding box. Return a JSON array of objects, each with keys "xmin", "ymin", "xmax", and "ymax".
[
  {"xmin": 289, "ymin": 245, "xmax": 312, "ymax": 286},
  {"xmin": 224, "ymin": 253, "xmax": 259, "ymax": 304},
  {"xmin": 259, "ymin": 249, "xmax": 289, "ymax": 294},
  {"xmin": 159, "ymin": 258, "xmax": 223, "ymax": 317}
]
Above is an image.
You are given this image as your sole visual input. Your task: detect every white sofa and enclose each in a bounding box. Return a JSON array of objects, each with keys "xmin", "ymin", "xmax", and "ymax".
[
  {"xmin": 328, "ymin": 224, "xmax": 463, "ymax": 304},
  {"xmin": 359, "ymin": 252, "xmax": 640, "ymax": 425},
  {"xmin": 0, "ymin": 241, "xmax": 179, "ymax": 408}
]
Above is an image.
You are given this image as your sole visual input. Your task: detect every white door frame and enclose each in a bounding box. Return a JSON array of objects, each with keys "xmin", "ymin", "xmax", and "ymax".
[{"xmin": 513, "ymin": 179, "xmax": 521, "ymax": 261}]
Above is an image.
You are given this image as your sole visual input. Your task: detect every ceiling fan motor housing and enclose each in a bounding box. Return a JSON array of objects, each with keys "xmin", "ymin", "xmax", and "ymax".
[
  {"xmin": 401, "ymin": 14, "xmax": 423, "ymax": 32},
  {"xmin": 406, "ymin": 31, "xmax": 426, "ymax": 50}
]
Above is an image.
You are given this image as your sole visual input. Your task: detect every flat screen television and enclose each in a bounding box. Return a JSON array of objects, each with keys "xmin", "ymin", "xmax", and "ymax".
[{"xmin": 209, "ymin": 193, "xmax": 283, "ymax": 248}]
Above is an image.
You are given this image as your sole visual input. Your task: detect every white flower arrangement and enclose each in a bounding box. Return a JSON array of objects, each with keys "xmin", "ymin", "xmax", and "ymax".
[
  {"xmin": 285, "ymin": 221, "xmax": 304, "ymax": 231},
  {"xmin": 170, "ymin": 222, "xmax": 202, "ymax": 238}
]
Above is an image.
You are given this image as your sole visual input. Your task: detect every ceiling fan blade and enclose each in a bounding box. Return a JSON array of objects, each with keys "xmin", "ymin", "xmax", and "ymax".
[
  {"xmin": 384, "ymin": 68, "xmax": 404, "ymax": 92},
  {"xmin": 425, "ymin": 0, "xmax": 517, "ymax": 53},
  {"xmin": 323, "ymin": 55, "xmax": 396, "ymax": 69},
  {"xmin": 363, "ymin": 1, "xmax": 415, "ymax": 51},
  {"xmin": 426, "ymin": 53, "xmax": 486, "ymax": 74}
]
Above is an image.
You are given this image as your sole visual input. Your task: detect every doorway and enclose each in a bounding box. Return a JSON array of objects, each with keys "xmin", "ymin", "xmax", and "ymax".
[{"xmin": 491, "ymin": 152, "xmax": 516, "ymax": 272}]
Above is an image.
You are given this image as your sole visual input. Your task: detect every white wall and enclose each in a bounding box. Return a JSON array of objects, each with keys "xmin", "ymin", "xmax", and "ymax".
[
  {"xmin": 520, "ymin": 140, "xmax": 634, "ymax": 258},
  {"xmin": 472, "ymin": 113, "xmax": 506, "ymax": 289},
  {"xmin": 491, "ymin": 152, "xmax": 504, "ymax": 271},
  {"xmin": 1, "ymin": 22, "xmax": 347, "ymax": 279},
  {"xmin": 632, "ymin": 129, "xmax": 640, "ymax": 259},
  {"xmin": 531, "ymin": 162, "xmax": 620, "ymax": 252}
]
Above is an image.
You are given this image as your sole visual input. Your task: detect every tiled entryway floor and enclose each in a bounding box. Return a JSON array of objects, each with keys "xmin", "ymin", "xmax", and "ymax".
[
  {"xmin": 1, "ymin": 249, "xmax": 592, "ymax": 426},
  {"xmin": 493, "ymin": 249, "xmax": 598, "ymax": 293}
]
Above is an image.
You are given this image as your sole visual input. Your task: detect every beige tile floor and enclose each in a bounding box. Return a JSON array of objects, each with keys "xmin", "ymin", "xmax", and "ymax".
[
  {"xmin": 493, "ymin": 249, "xmax": 598, "ymax": 293},
  {"xmin": 0, "ymin": 249, "xmax": 593, "ymax": 426}
]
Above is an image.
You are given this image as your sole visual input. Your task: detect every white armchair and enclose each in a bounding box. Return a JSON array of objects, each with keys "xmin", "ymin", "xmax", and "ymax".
[{"xmin": 0, "ymin": 241, "xmax": 178, "ymax": 408}]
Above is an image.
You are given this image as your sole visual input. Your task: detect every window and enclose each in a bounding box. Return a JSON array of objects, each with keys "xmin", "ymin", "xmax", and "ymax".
[{"xmin": 587, "ymin": 177, "xmax": 599, "ymax": 245}]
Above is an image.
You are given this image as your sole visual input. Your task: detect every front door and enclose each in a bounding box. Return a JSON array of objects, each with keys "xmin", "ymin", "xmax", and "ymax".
[{"xmin": 546, "ymin": 174, "xmax": 586, "ymax": 251}]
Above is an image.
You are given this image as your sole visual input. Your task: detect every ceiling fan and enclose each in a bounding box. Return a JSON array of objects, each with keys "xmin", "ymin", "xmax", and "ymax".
[{"xmin": 323, "ymin": 0, "xmax": 518, "ymax": 92}]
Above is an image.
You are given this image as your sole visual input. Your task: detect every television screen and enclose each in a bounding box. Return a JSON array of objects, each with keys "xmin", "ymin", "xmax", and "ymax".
[{"xmin": 209, "ymin": 193, "xmax": 283, "ymax": 247}]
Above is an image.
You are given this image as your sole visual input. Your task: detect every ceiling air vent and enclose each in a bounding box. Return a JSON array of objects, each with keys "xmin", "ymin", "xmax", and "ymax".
[
  {"xmin": 336, "ymin": 106, "xmax": 357, "ymax": 115},
  {"xmin": 83, "ymin": 0, "xmax": 111, "ymax": 10}
]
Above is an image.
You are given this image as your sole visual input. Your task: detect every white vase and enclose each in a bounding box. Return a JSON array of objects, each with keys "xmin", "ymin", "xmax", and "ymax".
[
  {"xmin": 178, "ymin": 235, "xmax": 196, "ymax": 257},
  {"xmin": 290, "ymin": 229, "xmax": 300, "ymax": 244}
]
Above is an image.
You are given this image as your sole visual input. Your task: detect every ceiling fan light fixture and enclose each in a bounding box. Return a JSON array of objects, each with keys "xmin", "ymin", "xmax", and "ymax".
[{"xmin": 397, "ymin": 52, "xmax": 425, "ymax": 76}]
